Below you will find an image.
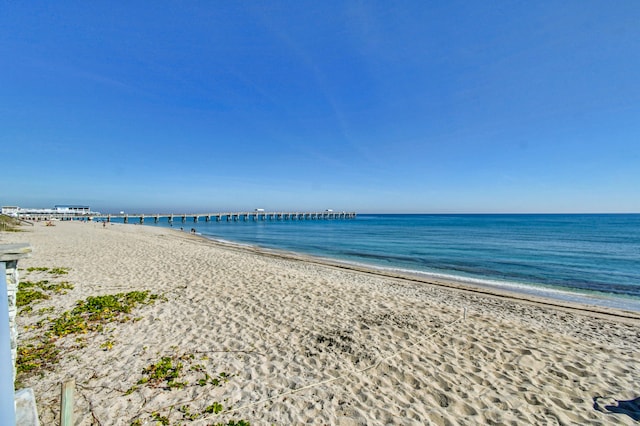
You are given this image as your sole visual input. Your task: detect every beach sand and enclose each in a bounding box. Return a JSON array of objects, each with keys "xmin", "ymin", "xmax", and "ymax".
[{"xmin": 3, "ymin": 221, "xmax": 639, "ymax": 425}]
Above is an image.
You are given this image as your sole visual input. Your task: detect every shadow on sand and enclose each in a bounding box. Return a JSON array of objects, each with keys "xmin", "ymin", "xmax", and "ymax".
[{"xmin": 593, "ymin": 395, "xmax": 640, "ymax": 421}]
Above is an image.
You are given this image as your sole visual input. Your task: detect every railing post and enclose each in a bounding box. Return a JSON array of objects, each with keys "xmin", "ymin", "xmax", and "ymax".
[{"xmin": 60, "ymin": 380, "xmax": 75, "ymax": 425}]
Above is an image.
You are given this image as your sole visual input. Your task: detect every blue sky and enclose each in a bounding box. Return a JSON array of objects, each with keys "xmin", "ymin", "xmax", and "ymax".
[{"xmin": 2, "ymin": 1, "xmax": 639, "ymax": 213}]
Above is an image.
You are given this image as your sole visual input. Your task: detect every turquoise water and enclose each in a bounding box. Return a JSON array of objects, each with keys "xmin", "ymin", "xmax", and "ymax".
[{"xmin": 128, "ymin": 214, "xmax": 640, "ymax": 311}]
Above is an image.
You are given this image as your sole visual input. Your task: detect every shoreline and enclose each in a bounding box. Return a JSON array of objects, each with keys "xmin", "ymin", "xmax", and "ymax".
[
  {"xmin": 147, "ymin": 217, "xmax": 640, "ymax": 317},
  {"xmin": 185, "ymin": 229, "xmax": 640, "ymax": 321},
  {"xmin": 3, "ymin": 221, "xmax": 639, "ymax": 424}
]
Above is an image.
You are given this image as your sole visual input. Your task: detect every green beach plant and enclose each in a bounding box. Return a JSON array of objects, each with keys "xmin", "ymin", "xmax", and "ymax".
[
  {"xmin": 100, "ymin": 340, "xmax": 115, "ymax": 351},
  {"xmin": 16, "ymin": 281, "xmax": 164, "ymax": 386},
  {"xmin": 16, "ymin": 287, "xmax": 50, "ymax": 307},
  {"xmin": 40, "ymin": 281, "xmax": 73, "ymax": 293},
  {"xmin": 151, "ymin": 412, "xmax": 170, "ymax": 425},
  {"xmin": 50, "ymin": 291, "xmax": 161, "ymax": 337},
  {"xmin": 0, "ymin": 215, "xmax": 22, "ymax": 232},
  {"xmin": 26, "ymin": 267, "xmax": 49, "ymax": 273},
  {"xmin": 19, "ymin": 279, "xmax": 73, "ymax": 293},
  {"xmin": 125, "ymin": 351, "xmax": 247, "ymax": 425},
  {"xmin": 139, "ymin": 356, "xmax": 186, "ymax": 389},
  {"xmin": 16, "ymin": 340, "xmax": 59, "ymax": 375},
  {"xmin": 178, "ymin": 404, "xmax": 201, "ymax": 420},
  {"xmin": 204, "ymin": 402, "xmax": 225, "ymax": 415},
  {"xmin": 17, "ymin": 279, "xmax": 75, "ymax": 315},
  {"xmin": 48, "ymin": 267, "xmax": 70, "ymax": 276}
]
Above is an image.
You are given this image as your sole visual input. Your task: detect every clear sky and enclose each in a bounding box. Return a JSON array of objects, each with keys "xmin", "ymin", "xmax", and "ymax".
[{"xmin": 2, "ymin": 1, "xmax": 639, "ymax": 213}]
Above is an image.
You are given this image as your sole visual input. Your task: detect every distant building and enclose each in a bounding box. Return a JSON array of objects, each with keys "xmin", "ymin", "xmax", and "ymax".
[
  {"xmin": 1, "ymin": 206, "xmax": 19, "ymax": 216},
  {"xmin": 1, "ymin": 205, "xmax": 100, "ymax": 220},
  {"xmin": 54, "ymin": 205, "xmax": 92, "ymax": 214}
]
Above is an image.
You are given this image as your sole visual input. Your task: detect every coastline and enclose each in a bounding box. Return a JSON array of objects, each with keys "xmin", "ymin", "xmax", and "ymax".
[
  {"xmin": 146, "ymin": 213, "xmax": 640, "ymax": 315},
  {"xmin": 204, "ymin": 234, "xmax": 640, "ymax": 322},
  {"xmin": 3, "ymin": 221, "xmax": 639, "ymax": 424}
]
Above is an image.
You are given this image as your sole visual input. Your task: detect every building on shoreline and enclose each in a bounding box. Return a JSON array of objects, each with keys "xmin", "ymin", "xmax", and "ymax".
[{"xmin": 1, "ymin": 205, "xmax": 100, "ymax": 220}]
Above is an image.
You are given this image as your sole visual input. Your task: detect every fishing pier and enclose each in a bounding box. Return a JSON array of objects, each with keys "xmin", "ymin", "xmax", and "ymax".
[{"xmin": 98, "ymin": 211, "xmax": 357, "ymax": 224}]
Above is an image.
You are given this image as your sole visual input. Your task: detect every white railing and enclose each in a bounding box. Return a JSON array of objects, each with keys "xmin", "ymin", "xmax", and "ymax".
[{"xmin": 1, "ymin": 243, "xmax": 33, "ymax": 425}]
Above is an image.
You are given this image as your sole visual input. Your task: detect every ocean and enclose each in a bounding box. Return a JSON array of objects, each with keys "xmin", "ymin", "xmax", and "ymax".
[{"xmin": 134, "ymin": 214, "xmax": 640, "ymax": 312}]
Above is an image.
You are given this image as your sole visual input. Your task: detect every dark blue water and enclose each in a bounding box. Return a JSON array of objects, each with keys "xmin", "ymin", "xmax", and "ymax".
[{"xmin": 125, "ymin": 214, "xmax": 640, "ymax": 311}]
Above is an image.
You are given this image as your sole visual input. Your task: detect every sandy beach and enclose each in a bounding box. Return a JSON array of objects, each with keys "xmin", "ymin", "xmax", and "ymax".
[{"xmin": 3, "ymin": 220, "xmax": 639, "ymax": 425}]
